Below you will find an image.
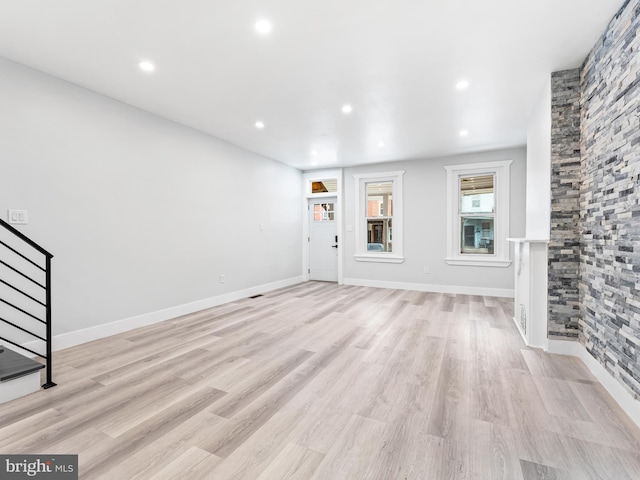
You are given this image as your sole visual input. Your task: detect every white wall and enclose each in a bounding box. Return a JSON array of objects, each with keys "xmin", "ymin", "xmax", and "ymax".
[
  {"xmin": 342, "ymin": 147, "xmax": 526, "ymax": 296},
  {"xmin": 525, "ymin": 79, "xmax": 552, "ymax": 239},
  {"xmin": 0, "ymin": 57, "xmax": 302, "ymax": 339}
]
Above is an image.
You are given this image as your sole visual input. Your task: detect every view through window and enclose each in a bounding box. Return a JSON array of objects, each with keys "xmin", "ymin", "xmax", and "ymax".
[
  {"xmin": 459, "ymin": 175, "xmax": 495, "ymax": 254},
  {"xmin": 366, "ymin": 182, "xmax": 393, "ymax": 252}
]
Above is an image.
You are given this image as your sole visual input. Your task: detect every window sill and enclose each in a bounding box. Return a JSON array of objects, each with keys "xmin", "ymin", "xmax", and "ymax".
[
  {"xmin": 354, "ymin": 254, "xmax": 405, "ymax": 264},
  {"xmin": 445, "ymin": 257, "xmax": 511, "ymax": 267}
]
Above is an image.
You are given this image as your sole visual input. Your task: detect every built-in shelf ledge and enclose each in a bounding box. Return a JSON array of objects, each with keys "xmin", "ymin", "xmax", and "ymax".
[{"xmin": 507, "ymin": 238, "xmax": 549, "ymax": 243}]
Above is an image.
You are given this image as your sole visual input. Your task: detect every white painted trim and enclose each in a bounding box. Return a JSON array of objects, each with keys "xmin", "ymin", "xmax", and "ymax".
[
  {"xmin": 343, "ymin": 277, "xmax": 513, "ymax": 298},
  {"xmin": 510, "ymin": 316, "xmax": 548, "ymax": 351},
  {"xmin": 506, "ymin": 238, "xmax": 550, "ymax": 244},
  {"xmin": 0, "ymin": 371, "xmax": 41, "ymax": 404},
  {"xmin": 304, "ymin": 192, "xmax": 336, "ymax": 199},
  {"xmin": 546, "ymin": 338, "xmax": 580, "ymax": 356},
  {"xmin": 445, "ymin": 160, "xmax": 512, "ymax": 267},
  {"xmin": 21, "ymin": 276, "xmax": 304, "ymax": 354},
  {"xmin": 512, "ymin": 316, "xmax": 528, "ymax": 345},
  {"xmin": 353, "ymin": 170, "xmax": 405, "ymax": 262},
  {"xmin": 354, "ymin": 254, "xmax": 405, "ymax": 264},
  {"xmin": 548, "ymin": 339, "xmax": 640, "ymax": 428},
  {"xmin": 445, "ymin": 258, "xmax": 511, "ymax": 267},
  {"xmin": 352, "ymin": 170, "xmax": 407, "ymax": 180}
]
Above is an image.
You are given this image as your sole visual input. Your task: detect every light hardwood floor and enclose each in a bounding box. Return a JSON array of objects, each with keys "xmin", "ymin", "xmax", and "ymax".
[{"xmin": 2, "ymin": 282, "xmax": 640, "ymax": 479}]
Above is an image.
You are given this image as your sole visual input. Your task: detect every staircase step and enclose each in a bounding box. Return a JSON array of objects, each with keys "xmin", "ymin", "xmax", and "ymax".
[
  {"xmin": 0, "ymin": 347, "xmax": 45, "ymax": 404},
  {"xmin": 0, "ymin": 346, "xmax": 44, "ymax": 382}
]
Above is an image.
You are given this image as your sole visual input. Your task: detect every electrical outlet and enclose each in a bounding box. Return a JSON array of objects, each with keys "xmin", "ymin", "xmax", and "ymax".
[
  {"xmin": 220, "ymin": 274, "xmax": 226, "ymax": 284},
  {"xmin": 8, "ymin": 209, "xmax": 28, "ymax": 225},
  {"xmin": 423, "ymin": 266, "xmax": 430, "ymax": 274}
]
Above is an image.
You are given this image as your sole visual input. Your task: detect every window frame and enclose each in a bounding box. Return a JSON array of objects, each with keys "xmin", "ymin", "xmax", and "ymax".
[
  {"xmin": 353, "ymin": 171, "xmax": 405, "ymax": 263},
  {"xmin": 444, "ymin": 160, "xmax": 512, "ymax": 267}
]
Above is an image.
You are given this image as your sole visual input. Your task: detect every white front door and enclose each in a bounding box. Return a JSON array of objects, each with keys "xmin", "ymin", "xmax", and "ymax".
[{"xmin": 309, "ymin": 198, "xmax": 338, "ymax": 282}]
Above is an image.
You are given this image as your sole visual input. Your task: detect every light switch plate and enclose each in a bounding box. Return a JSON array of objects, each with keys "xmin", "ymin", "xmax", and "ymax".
[{"xmin": 8, "ymin": 209, "xmax": 28, "ymax": 225}]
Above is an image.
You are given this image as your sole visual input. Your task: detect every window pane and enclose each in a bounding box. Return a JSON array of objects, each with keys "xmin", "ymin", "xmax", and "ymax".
[
  {"xmin": 311, "ymin": 179, "xmax": 337, "ymax": 193},
  {"xmin": 460, "ymin": 217, "xmax": 494, "ymax": 254},
  {"xmin": 313, "ymin": 203, "xmax": 334, "ymax": 222},
  {"xmin": 460, "ymin": 175, "xmax": 494, "ymax": 214},
  {"xmin": 367, "ymin": 218, "xmax": 392, "ymax": 252},
  {"xmin": 366, "ymin": 182, "xmax": 393, "ymax": 217}
]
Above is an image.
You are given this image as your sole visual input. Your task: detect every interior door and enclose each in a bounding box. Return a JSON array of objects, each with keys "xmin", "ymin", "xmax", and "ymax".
[{"xmin": 309, "ymin": 198, "xmax": 338, "ymax": 282}]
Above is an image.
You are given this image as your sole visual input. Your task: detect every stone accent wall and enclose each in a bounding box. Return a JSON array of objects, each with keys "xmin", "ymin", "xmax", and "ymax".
[
  {"xmin": 549, "ymin": 69, "xmax": 581, "ymax": 338},
  {"xmin": 580, "ymin": 0, "xmax": 640, "ymax": 401}
]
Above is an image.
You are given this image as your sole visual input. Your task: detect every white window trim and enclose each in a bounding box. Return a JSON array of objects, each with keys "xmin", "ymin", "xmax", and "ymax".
[
  {"xmin": 444, "ymin": 160, "xmax": 512, "ymax": 267},
  {"xmin": 353, "ymin": 171, "xmax": 405, "ymax": 263}
]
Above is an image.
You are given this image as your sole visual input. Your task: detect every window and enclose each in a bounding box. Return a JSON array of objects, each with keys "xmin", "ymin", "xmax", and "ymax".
[
  {"xmin": 311, "ymin": 179, "xmax": 338, "ymax": 194},
  {"xmin": 460, "ymin": 175, "xmax": 494, "ymax": 254},
  {"xmin": 366, "ymin": 182, "xmax": 393, "ymax": 252},
  {"xmin": 313, "ymin": 203, "xmax": 334, "ymax": 221},
  {"xmin": 304, "ymin": 172, "xmax": 341, "ymax": 198},
  {"xmin": 445, "ymin": 161, "xmax": 512, "ymax": 267},
  {"xmin": 354, "ymin": 171, "xmax": 404, "ymax": 263}
]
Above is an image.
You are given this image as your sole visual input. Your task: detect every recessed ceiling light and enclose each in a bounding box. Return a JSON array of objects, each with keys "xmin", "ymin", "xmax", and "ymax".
[
  {"xmin": 456, "ymin": 80, "xmax": 470, "ymax": 90},
  {"xmin": 255, "ymin": 19, "xmax": 272, "ymax": 35},
  {"xmin": 377, "ymin": 141, "xmax": 385, "ymax": 148},
  {"xmin": 459, "ymin": 130, "xmax": 469, "ymax": 136},
  {"xmin": 255, "ymin": 121, "xmax": 265, "ymax": 129},
  {"xmin": 311, "ymin": 150, "xmax": 318, "ymax": 156},
  {"xmin": 341, "ymin": 104, "xmax": 353, "ymax": 114},
  {"xmin": 138, "ymin": 61, "xmax": 155, "ymax": 72}
]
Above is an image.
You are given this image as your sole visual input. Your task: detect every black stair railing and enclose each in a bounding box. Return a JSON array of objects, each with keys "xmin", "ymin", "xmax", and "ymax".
[{"xmin": 0, "ymin": 217, "xmax": 55, "ymax": 389}]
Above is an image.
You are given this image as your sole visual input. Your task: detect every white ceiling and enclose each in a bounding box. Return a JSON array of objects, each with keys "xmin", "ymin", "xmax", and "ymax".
[{"xmin": 0, "ymin": 0, "xmax": 623, "ymax": 170}]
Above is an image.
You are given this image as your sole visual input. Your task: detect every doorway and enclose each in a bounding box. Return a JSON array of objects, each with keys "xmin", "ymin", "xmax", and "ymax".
[
  {"xmin": 463, "ymin": 225, "xmax": 475, "ymax": 249},
  {"xmin": 308, "ymin": 198, "xmax": 338, "ymax": 282}
]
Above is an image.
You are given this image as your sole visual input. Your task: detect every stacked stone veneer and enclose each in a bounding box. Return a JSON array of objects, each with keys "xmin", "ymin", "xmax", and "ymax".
[
  {"xmin": 549, "ymin": 69, "xmax": 581, "ymax": 338},
  {"xmin": 580, "ymin": 0, "xmax": 640, "ymax": 400}
]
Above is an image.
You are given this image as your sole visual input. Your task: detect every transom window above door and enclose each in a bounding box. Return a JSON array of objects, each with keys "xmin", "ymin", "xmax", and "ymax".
[{"xmin": 311, "ymin": 179, "xmax": 338, "ymax": 194}]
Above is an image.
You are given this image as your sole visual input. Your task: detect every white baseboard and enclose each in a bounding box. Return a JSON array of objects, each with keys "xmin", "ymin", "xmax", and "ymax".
[
  {"xmin": 546, "ymin": 338, "xmax": 580, "ymax": 356},
  {"xmin": 21, "ymin": 276, "xmax": 304, "ymax": 354},
  {"xmin": 342, "ymin": 277, "xmax": 514, "ymax": 298},
  {"xmin": 548, "ymin": 339, "xmax": 640, "ymax": 428},
  {"xmin": 511, "ymin": 316, "xmax": 548, "ymax": 351}
]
